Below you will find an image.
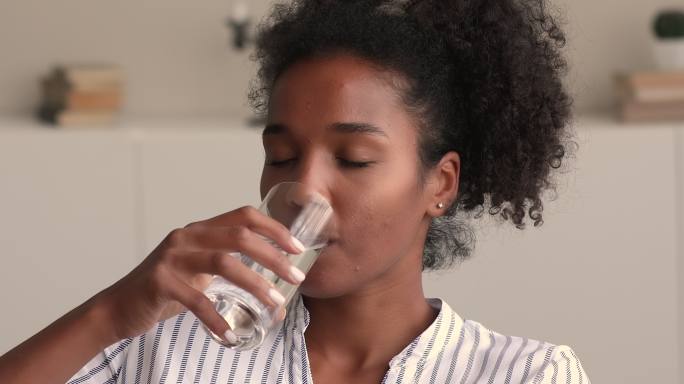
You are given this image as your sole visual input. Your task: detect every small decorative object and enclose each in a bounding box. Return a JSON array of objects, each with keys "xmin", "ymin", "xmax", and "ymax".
[
  {"xmin": 652, "ymin": 9, "xmax": 684, "ymax": 70},
  {"xmin": 36, "ymin": 63, "xmax": 125, "ymax": 128},
  {"xmin": 225, "ymin": 1, "xmax": 252, "ymax": 50}
]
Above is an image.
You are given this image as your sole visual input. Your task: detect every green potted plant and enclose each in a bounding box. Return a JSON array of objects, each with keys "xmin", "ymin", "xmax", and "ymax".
[{"xmin": 652, "ymin": 9, "xmax": 684, "ymax": 70}]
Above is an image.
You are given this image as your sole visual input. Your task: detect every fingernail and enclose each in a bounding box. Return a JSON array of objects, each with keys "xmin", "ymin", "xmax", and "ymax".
[
  {"xmin": 289, "ymin": 265, "xmax": 306, "ymax": 283},
  {"xmin": 268, "ymin": 288, "xmax": 286, "ymax": 306},
  {"xmin": 224, "ymin": 330, "xmax": 237, "ymax": 344},
  {"xmin": 290, "ymin": 236, "xmax": 306, "ymax": 253}
]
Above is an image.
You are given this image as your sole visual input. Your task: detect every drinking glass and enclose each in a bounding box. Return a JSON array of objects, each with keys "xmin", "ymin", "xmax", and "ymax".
[{"xmin": 201, "ymin": 181, "xmax": 333, "ymax": 350}]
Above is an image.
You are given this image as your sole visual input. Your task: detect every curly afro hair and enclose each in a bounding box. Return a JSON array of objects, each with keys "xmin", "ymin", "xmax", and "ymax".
[{"xmin": 248, "ymin": 0, "xmax": 576, "ymax": 270}]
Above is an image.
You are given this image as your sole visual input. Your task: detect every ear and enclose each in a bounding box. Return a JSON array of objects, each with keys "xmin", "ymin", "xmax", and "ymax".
[{"xmin": 425, "ymin": 151, "xmax": 460, "ymax": 218}]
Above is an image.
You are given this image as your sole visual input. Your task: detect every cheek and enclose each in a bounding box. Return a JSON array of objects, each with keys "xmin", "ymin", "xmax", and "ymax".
[
  {"xmin": 302, "ymin": 182, "xmax": 423, "ymax": 287},
  {"xmin": 363, "ymin": 194, "xmax": 423, "ymax": 255},
  {"xmin": 340, "ymin": 165, "xmax": 423, "ymax": 255},
  {"xmin": 343, "ymin": 201, "xmax": 385, "ymax": 260},
  {"xmin": 299, "ymin": 199, "xmax": 389, "ymax": 297},
  {"xmin": 323, "ymin": 193, "xmax": 380, "ymax": 264}
]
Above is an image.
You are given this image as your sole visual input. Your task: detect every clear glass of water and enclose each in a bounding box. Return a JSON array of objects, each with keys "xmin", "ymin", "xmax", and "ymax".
[{"xmin": 201, "ymin": 181, "xmax": 333, "ymax": 350}]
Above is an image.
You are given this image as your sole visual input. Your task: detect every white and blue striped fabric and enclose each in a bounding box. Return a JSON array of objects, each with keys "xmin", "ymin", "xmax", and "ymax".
[{"xmin": 67, "ymin": 293, "xmax": 591, "ymax": 383}]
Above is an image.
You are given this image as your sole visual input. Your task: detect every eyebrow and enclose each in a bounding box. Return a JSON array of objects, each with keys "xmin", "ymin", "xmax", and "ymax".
[{"xmin": 262, "ymin": 122, "xmax": 388, "ymax": 138}]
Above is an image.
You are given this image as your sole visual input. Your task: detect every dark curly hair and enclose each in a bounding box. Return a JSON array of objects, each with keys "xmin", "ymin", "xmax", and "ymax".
[{"xmin": 248, "ymin": 0, "xmax": 576, "ymax": 270}]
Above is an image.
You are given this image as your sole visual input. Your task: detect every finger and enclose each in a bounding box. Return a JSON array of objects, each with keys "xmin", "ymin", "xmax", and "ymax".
[
  {"xmin": 184, "ymin": 227, "xmax": 306, "ymax": 285},
  {"xmin": 164, "ymin": 272, "xmax": 232, "ymax": 342},
  {"xmin": 193, "ymin": 206, "xmax": 306, "ymax": 255},
  {"xmin": 178, "ymin": 250, "xmax": 288, "ymax": 309}
]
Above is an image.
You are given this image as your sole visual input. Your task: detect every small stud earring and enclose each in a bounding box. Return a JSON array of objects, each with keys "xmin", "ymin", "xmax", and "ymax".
[{"xmin": 437, "ymin": 202, "xmax": 444, "ymax": 209}]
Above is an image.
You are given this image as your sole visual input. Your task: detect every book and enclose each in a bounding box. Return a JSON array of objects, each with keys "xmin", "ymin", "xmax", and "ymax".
[
  {"xmin": 37, "ymin": 104, "xmax": 117, "ymax": 127},
  {"xmin": 617, "ymin": 100, "xmax": 684, "ymax": 122},
  {"xmin": 57, "ymin": 110, "xmax": 117, "ymax": 127},
  {"xmin": 36, "ymin": 63, "xmax": 125, "ymax": 127},
  {"xmin": 617, "ymin": 70, "xmax": 684, "ymax": 89},
  {"xmin": 41, "ymin": 85, "xmax": 123, "ymax": 110},
  {"xmin": 615, "ymin": 76, "xmax": 684, "ymax": 103},
  {"xmin": 616, "ymin": 71, "xmax": 684, "ymax": 103},
  {"xmin": 51, "ymin": 63, "xmax": 124, "ymax": 92}
]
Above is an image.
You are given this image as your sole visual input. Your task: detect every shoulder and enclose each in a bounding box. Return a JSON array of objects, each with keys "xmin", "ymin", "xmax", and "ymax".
[
  {"xmin": 526, "ymin": 344, "xmax": 591, "ymax": 384},
  {"xmin": 434, "ymin": 301, "xmax": 590, "ymax": 383},
  {"xmin": 67, "ymin": 311, "xmax": 202, "ymax": 383}
]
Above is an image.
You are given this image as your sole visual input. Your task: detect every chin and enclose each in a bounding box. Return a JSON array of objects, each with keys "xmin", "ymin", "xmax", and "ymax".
[{"xmin": 298, "ymin": 285, "xmax": 344, "ymax": 299}]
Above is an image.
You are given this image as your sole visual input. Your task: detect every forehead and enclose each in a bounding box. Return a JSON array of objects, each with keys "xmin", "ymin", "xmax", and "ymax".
[{"xmin": 266, "ymin": 53, "xmax": 416, "ymax": 142}]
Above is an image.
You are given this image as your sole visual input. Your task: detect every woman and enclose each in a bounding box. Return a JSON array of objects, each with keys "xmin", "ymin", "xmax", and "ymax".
[{"xmin": 0, "ymin": 0, "xmax": 590, "ymax": 382}]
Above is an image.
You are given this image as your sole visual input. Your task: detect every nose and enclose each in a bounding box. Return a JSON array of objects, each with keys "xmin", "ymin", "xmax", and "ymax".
[
  {"xmin": 262, "ymin": 181, "xmax": 328, "ymax": 223},
  {"xmin": 259, "ymin": 151, "xmax": 335, "ymax": 240},
  {"xmin": 278, "ymin": 182, "xmax": 333, "ymax": 247},
  {"xmin": 285, "ymin": 182, "xmax": 324, "ymax": 210},
  {"xmin": 289, "ymin": 151, "xmax": 332, "ymax": 207}
]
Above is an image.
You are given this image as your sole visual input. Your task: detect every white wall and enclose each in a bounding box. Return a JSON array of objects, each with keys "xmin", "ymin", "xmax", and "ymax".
[
  {"xmin": 0, "ymin": 0, "xmax": 269, "ymax": 118},
  {"xmin": 0, "ymin": 0, "xmax": 683, "ymax": 116}
]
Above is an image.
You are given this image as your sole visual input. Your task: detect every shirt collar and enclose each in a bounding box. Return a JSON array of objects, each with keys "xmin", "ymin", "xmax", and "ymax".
[
  {"xmin": 387, "ymin": 298, "xmax": 465, "ymax": 367},
  {"xmin": 282, "ymin": 293, "xmax": 465, "ymax": 366}
]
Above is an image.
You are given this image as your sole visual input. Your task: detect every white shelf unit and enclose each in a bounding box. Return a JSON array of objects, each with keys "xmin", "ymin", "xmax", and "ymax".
[{"xmin": 0, "ymin": 114, "xmax": 682, "ymax": 384}]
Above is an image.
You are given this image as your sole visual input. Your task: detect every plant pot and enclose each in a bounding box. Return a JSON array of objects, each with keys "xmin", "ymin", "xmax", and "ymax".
[{"xmin": 653, "ymin": 38, "xmax": 684, "ymax": 70}]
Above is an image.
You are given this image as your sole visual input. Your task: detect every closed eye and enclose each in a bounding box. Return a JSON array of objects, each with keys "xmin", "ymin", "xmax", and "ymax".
[
  {"xmin": 265, "ymin": 158, "xmax": 295, "ymax": 167},
  {"xmin": 336, "ymin": 158, "xmax": 373, "ymax": 168},
  {"xmin": 265, "ymin": 158, "xmax": 374, "ymax": 169}
]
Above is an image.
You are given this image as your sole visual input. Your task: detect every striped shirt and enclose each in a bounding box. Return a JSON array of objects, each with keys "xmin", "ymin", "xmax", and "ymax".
[{"xmin": 67, "ymin": 293, "xmax": 591, "ymax": 383}]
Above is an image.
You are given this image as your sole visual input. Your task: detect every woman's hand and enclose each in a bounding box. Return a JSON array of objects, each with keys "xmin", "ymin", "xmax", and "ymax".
[
  {"xmin": 0, "ymin": 206, "xmax": 306, "ymax": 384},
  {"xmin": 95, "ymin": 205, "xmax": 307, "ymax": 343}
]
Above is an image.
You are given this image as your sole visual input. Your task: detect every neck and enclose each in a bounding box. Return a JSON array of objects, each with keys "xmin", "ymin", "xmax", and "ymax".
[{"xmin": 301, "ymin": 252, "xmax": 438, "ymax": 370}]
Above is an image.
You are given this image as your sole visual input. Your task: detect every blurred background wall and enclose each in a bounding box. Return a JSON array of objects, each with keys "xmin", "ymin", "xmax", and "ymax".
[
  {"xmin": 1, "ymin": 1, "xmax": 683, "ymax": 383},
  {"xmin": 0, "ymin": 0, "xmax": 680, "ymax": 117}
]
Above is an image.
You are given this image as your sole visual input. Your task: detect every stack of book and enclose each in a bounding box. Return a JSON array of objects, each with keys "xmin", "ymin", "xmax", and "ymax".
[
  {"xmin": 37, "ymin": 63, "xmax": 124, "ymax": 127},
  {"xmin": 615, "ymin": 70, "xmax": 684, "ymax": 122}
]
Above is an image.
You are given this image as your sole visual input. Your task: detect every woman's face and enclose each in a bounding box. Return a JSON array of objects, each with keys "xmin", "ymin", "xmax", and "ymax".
[{"xmin": 260, "ymin": 53, "xmax": 440, "ymax": 298}]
